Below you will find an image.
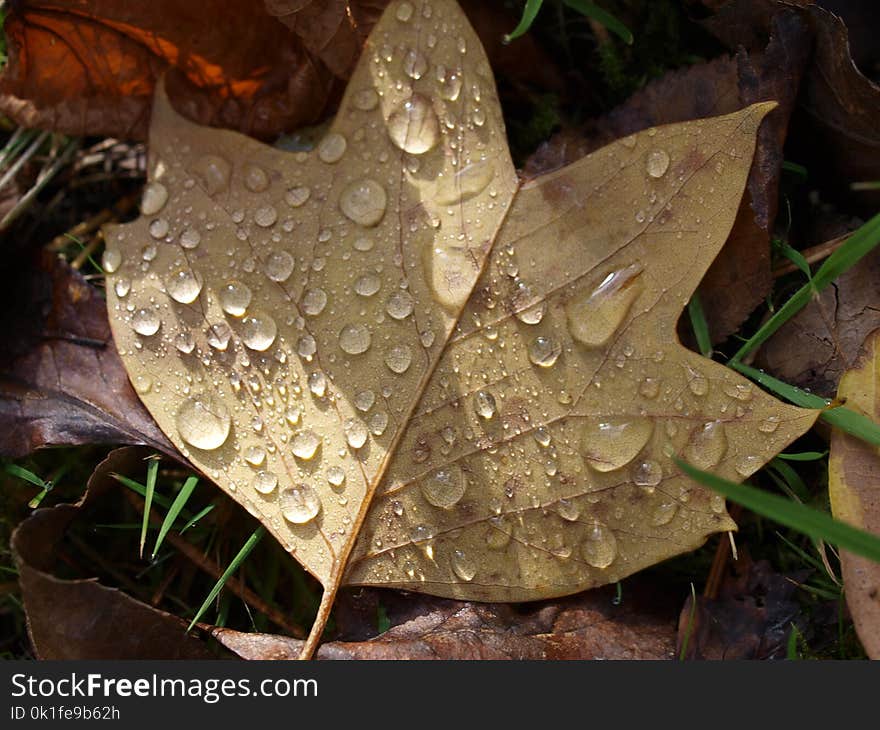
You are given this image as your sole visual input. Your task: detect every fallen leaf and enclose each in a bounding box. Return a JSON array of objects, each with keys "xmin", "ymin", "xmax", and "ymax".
[
  {"xmin": 829, "ymin": 328, "xmax": 880, "ymax": 658},
  {"xmin": 524, "ymin": 8, "xmax": 811, "ymax": 341},
  {"xmin": 0, "ymin": 252, "xmax": 175, "ymax": 458},
  {"xmin": 12, "ymin": 448, "xmax": 215, "ymax": 659},
  {"xmin": 103, "ymin": 0, "xmax": 818, "ymax": 657},
  {"xmin": 676, "ymin": 551, "xmax": 808, "ymax": 660}
]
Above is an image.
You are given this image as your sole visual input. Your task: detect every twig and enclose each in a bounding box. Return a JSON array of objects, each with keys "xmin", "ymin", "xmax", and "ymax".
[{"xmin": 772, "ymin": 233, "xmax": 851, "ymax": 278}]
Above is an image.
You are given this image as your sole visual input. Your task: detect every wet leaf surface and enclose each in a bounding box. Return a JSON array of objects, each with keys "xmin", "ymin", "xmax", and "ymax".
[
  {"xmin": 0, "ymin": 252, "xmax": 175, "ymax": 458},
  {"xmin": 829, "ymin": 329, "xmax": 880, "ymax": 658},
  {"xmin": 103, "ymin": 0, "xmax": 817, "ymax": 655}
]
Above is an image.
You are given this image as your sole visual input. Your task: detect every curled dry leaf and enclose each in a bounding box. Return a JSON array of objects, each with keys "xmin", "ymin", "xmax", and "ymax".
[
  {"xmin": 12, "ymin": 448, "xmax": 214, "ymax": 659},
  {"xmin": 103, "ymin": 0, "xmax": 818, "ymax": 657},
  {"xmin": 829, "ymin": 328, "xmax": 880, "ymax": 659},
  {"xmin": 0, "ymin": 252, "xmax": 175, "ymax": 458}
]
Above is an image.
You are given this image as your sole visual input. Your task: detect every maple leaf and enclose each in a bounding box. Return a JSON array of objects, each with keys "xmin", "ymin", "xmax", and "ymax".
[{"xmin": 103, "ymin": 0, "xmax": 818, "ymax": 658}]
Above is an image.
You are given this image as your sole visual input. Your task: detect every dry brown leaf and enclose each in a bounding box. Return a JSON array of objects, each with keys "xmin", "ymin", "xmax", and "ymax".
[
  {"xmin": 829, "ymin": 328, "xmax": 880, "ymax": 659},
  {"xmin": 103, "ymin": 0, "xmax": 818, "ymax": 658}
]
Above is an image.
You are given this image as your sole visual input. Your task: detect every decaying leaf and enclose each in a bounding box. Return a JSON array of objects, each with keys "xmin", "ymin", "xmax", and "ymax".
[
  {"xmin": 103, "ymin": 0, "xmax": 818, "ymax": 657},
  {"xmin": 0, "ymin": 252, "xmax": 175, "ymax": 458},
  {"xmin": 829, "ymin": 328, "xmax": 880, "ymax": 659}
]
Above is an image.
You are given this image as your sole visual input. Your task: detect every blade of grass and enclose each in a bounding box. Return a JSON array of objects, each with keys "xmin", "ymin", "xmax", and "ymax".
[
  {"xmin": 675, "ymin": 458, "xmax": 880, "ymax": 564},
  {"xmin": 776, "ymin": 451, "xmax": 827, "ymax": 462},
  {"xmin": 678, "ymin": 583, "xmax": 697, "ymax": 661},
  {"xmin": 731, "ymin": 211, "xmax": 880, "ymax": 362},
  {"xmin": 180, "ymin": 504, "xmax": 216, "ymax": 534},
  {"xmin": 4, "ymin": 464, "xmax": 53, "ymax": 508},
  {"xmin": 151, "ymin": 476, "xmax": 198, "ymax": 559},
  {"xmin": 187, "ymin": 527, "xmax": 265, "ymax": 632},
  {"xmin": 112, "ymin": 473, "xmax": 174, "ymax": 510},
  {"xmin": 504, "ymin": 0, "xmax": 544, "ymax": 42},
  {"xmin": 768, "ymin": 458, "xmax": 809, "ymax": 501},
  {"xmin": 562, "ymin": 0, "xmax": 633, "ymax": 44},
  {"xmin": 773, "ymin": 239, "xmax": 812, "ymax": 280},
  {"xmin": 687, "ymin": 293, "xmax": 712, "ymax": 357},
  {"xmin": 139, "ymin": 456, "xmax": 159, "ymax": 559},
  {"xmin": 730, "ymin": 360, "xmax": 880, "ymax": 445}
]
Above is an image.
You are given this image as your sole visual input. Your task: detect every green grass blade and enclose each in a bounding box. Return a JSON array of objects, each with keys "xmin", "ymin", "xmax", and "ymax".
[
  {"xmin": 504, "ymin": 0, "xmax": 544, "ymax": 42},
  {"xmin": 562, "ymin": 0, "xmax": 634, "ymax": 44},
  {"xmin": 731, "ymin": 211, "xmax": 880, "ymax": 362},
  {"xmin": 730, "ymin": 360, "xmax": 880, "ymax": 446},
  {"xmin": 774, "ymin": 239, "xmax": 812, "ymax": 280},
  {"xmin": 151, "ymin": 476, "xmax": 198, "ymax": 559},
  {"xmin": 139, "ymin": 456, "xmax": 159, "ymax": 559},
  {"xmin": 675, "ymin": 458, "xmax": 880, "ymax": 564},
  {"xmin": 187, "ymin": 527, "xmax": 265, "ymax": 632},
  {"xmin": 768, "ymin": 458, "xmax": 809, "ymax": 502},
  {"xmin": 4, "ymin": 463, "xmax": 48, "ymax": 489},
  {"xmin": 112, "ymin": 473, "xmax": 174, "ymax": 510},
  {"xmin": 180, "ymin": 504, "xmax": 216, "ymax": 534},
  {"xmin": 776, "ymin": 451, "xmax": 827, "ymax": 462},
  {"xmin": 687, "ymin": 293, "xmax": 712, "ymax": 357}
]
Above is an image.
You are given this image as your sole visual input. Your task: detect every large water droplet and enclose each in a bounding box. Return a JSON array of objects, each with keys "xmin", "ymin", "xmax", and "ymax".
[
  {"xmin": 344, "ymin": 418, "xmax": 369, "ymax": 449},
  {"xmin": 435, "ymin": 160, "xmax": 494, "ymax": 205},
  {"xmin": 684, "ymin": 421, "xmax": 728, "ymax": 469},
  {"xmin": 339, "ymin": 323, "xmax": 372, "ymax": 355},
  {"xmin": 166, "ymin": 269, "xmax": 203, "ymax": 304},
  {"xmin": 528, "ymin": 336, "xmax": 561, "ymax": 368},
  {"xmin": 686, "ymin": 366, "xmax": 709, "ymax": 397},
  {"xmin": 581, "ymin": 417, "xmax": 653, "ymax": 472},
  {"xmin": 252, "ymin": 471, "xmax": 278, "ymax": 495},
  {"xmin": 581, "ymin": 521, "xmax": 617, "ymax": 568},
  {"xmin": 451, "ymin": 549, "xmax": 477, "ymax": 581},
  {"xmin": 240, "ymin": 310, "xmax": 277, "ymax": 351},
  {"xmin": 327, "ymin": 466, "xmax": 346, "ymax": 487},
  {"xmin": 631, "ymin": 459, "xmax": 663, "ymax": 489},
  {"xmin": 285, "ymin": 186, "xmax": 311, "ymax": 208},
  {"xmin": 317, "ymin": 133, "xmax": 347, "ymax": 163},
  {"xmin": 175, "ymin": 330, "xmax": 195, "ymax": 354},
  {"xmin": 339, "ymin": 178, "xmax": 387, "ymax": 228},
  {"xmin": 131, "ymin": 307, "xmax": 161, "ymax": 336},
  {"xmin": 485, "ymin": 517, "xmax": 512, "ymax": 550},
  {"xmin": 244, "ymin": 444, "xmax": 266, "ymax": 467},
  {"xmin": 386, "ymin": 290, "xmax": 414, "ymax": 320},
  {"xmin": 192, "ymin": 154, "xmax": 231, "ymax": 195},
  {"xmin": 396, "ymin": 1, "xmax": 413, "ymax": 21},
  {"xmin": 148, "ymin": 219, "xmax": 169, "ymax": 240},
  {"xmin": 567, "ymin": 265, "xmax": 644, "ymax": 348},
  {"xmin": 141, "ymin": 182, "xmax": 168, "ymax": 215},
  {"xmin": 353, "ymin": 88, "xmax": 379, "ymax": 111},
  {"xmin": 206, "ymin": 322, "xmax": 232, "ymax": 351},
  {"xmin": 474, "ymin": 390, "xmax": 497, "ymax": 419},
  {"xmin": 243, "ymin": 164, "xmax": 269, "ymax": 192},
  {"xmin": 308, "ymin": 371, "xmax": 327, "ymax": 398},
  {"xmin": 291, "ymin": 430, "xmax": 321, "ymax": 460},
  {"xmin": 280, "ymin": 484, "xmax": 321, "ymax": 524},
  {"xmin": 102, "ymin": 249, "xmax": 121, "ymax": 274},
  {"xmin": 388, "ymin": 94, "xmax": 440, "ymax": 155},
  {"xmin": 176, "ymin": 395, "xmax": 231, "ymax": 450},
  {"xmin": 420, "ymin": 465, "xmax": 466, "ymax": 509},
  {"xmin": 219, "ymin": 281, "xmax": 252, "ymax": 317},
  {"xmin": 180, "ymin": 228, "xmax": 201, "ymax": 249},
  {"xmin": 385, "ymin": 344, "xmax": 413, "ymax": 374},
  {"xmin": 354, "ymin": 390, "xmax": 375, "ymax": 412},
  {"xmin": 557, "ymin": 498, "xmax": 580, "ymax": 522},
  {"xmin": 403, "ymin": 48, "xmax": 428, "ymax": 79},
  {"xmin": 651, "ymin": 500, "xmax": 678, "ymax": 526},
  {"xmin": 646, "ymin": 149, "xmax": 670, "ymax": 179},
  {"xmin": 354, "ymin": 273, "xmax": 381, "ymax": 297},
  {"xmin": 516, "ymin": 301, "xmax": 546, "ymax": 325},
  {"xmin": 254, "ymin": 205, "xmax": 278, "ymax": 228},
  {"xmin": 409, "ymin": 523, "xmax": 434, "ymax": 544},
  {"xmin": 302, "ymin": 288, "xmax": 327, "ymax": 316},
  {"xmin": 265, "ymin": 251, "xmax": 295, "ymax": 283}
]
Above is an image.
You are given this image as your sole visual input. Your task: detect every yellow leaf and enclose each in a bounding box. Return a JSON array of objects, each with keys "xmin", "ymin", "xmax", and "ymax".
[
  {"xmin": 829, "ymin": 329, "xmax": 880, "ymax": 658},
  {"xmin": 104, "ymin": 0, "xmax": 818, "ymax": 658}
]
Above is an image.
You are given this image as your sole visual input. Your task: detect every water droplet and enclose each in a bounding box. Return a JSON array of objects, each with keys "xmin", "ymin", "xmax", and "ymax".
[
  {"xmin": 533, "ymin": 426, "xmax": 552, "ymax": 447},
  {"xmin": 646, "ymin": 149, "xmax": 670, "ymax": 178},
  {"xmin": 285, "ymin": 405, "xmax": 302, "ymax": 425},
  {"xmin": 438, "ymin": 70, "xmax": 463, "ymax": 101},
  {"xmin": 485, "ymin": 517, "xmax": 512, "ymax": 550},
  {"xmin": 581, "ymin": 522, "xmax": 617, "ymax": 569},
  {"xmin": 308, "ymin": 371, "xmax": 327, "ymax": 398},
  {"xmin": 285, "ymin": 186, "xmax": 311, "ymax": 208},
  {"xmin": 557, "ymin": 498, "xmax": 580, "ymax": 521},
  {"xmin": 639, "ymin": 377, "xmax": 660, "ymax": 399},
  {"xmin": 265, "ymin": 251, "xmax": 295, "ymax": 283},
  {"xmin": 302, "ymin": 288, "xmax": 327, "ymax": 316},
  {"xmin": 166, "ymin": 269, "xmax": 203, "ymax": 304},
  {"xmin": 291, "ymin": 430, "xmax": 321, "ymax": 460},
  {"xmin": 339, "ymin": 178, "xmax": 387, "ymax": 228},
  {"xmin": 685, "ymin": 421, "xmax": 728, "ymax": 469},
  {"xmin": 280, "ymin": 484, "xmax": 321, "ymax": 524},
  {"xmin": 219, "ymin": 281, "xmax": 252, "ymax": 317},
  {"xmin": 567, "ymin": 264, "xmax": 643, "ymax": 347},
  {"xmin": 102, "ymin": 248, "xmax": 121, "ymax": 273},
  {"xmin": 386, "ymin": 290, "xmax": 414, "ymax": 320},
  {"xmin": 253, "ymin": 471, "xmax": 278, "ymax": 495},
  {"xmin": 580, "ymin": 417, "xmax": 653, "ymax": 472},
  {"xmin": 176, "ymin": 395, "xmax": 231, "ymax": 450},
  {"xmin": 474, "ymin": 390, "xmax": 497, "ymax": 419},
  {"xmin": 396, "ymin": 1, "xmax": 413, "ymax": 21},
  {"xmin": 420, "ymin": 465, "xmax": 466, "ymax": 509},
  {"xmin": 353, "ymin": 236, "xmax": 374, "ymax": 252},
  {"xmin": 369, "ymin": 411, "xmax": 389, "ymax": 436},
  {"xmin": 180, "ymin": 228, "xmax": 201, "ymax": 249},
  {"xmin": 141, "ymin": 182, "xmax": 168, "ymax": 215},
  {"xmin": 297, "ymin": 335, "xmax": 317, "ymax": 359},
  {"xmin": 244, "ymin": 164, "xmax": 269, "ymax": 192},
  {"xmin": 631, "ymin": 459, "xmax": 663, "ymax": 489},
  {"xmin": 723, "ymin": 381, "xmax": 753, "ymax": 401},
  {"xmin": 132, "ymin": 374, "xmax": 152, "ymax": 394},
  {"xmin": 317, "ymin": 133, "xmax": 347, "ymax": 164},
  {"xmin": 734, "ymin": 454, "xmax": 761, "ymax": 476},
  {"xmin": 516, "ymin": 301, "xmax": 546, "ymax": 325},
  {"xmin": 149, "ymin": 219, "xmax": 169, "ymax": 239},
  {"xmin": 403, "ymin": 48, "xmax": 428, "ymax": 79},
  {"xmin": 758, "ymin": 415, "xmax": 780, "ymax": 434},
  {"xmin": 385, "ymin": 344, "xmax": 413, "ymax": 374},
  {"xmin": 354, "ymin": 390, "xmax": 375, "ymax": 412},
  {"xmin": 409, "ymin": 523, "xmax": 434, "ymax": 544},
  {"xmin": 354, "ymin": 273, "xmax": 382, "ymax": 297},
  {"xmin": 353, "ymin": 88, "xmax": 379, "ymax": 111},
  {"xmin": 241, "ymin": 310, "xmax": 277, "ymax": 351},
  {"xmin": 436, "ymin": 160, "xmax": 494, "ymax": 205},
  {"xmin": 141, "ymin": 243, "xmax": 158, "ymax": 261},
  {"xmin": 687, "ymin": 366, "xmax": 709, "ymax": 396},
  {"xmin": 192, "ymin": 154, "xmax": 231, "ymax": 195},
  {"xmin": 388, "ymin": 94, "xmax": 440, "ymax": 154},
  {"xmin": 451, "ymin": 549, "xmax": 477, "ymax": 581},
  {"xmin": 338, "ymin": 323, "xmax": 372, "ymax": 355},
  {"xmin": 327, "ymin": 466, "xmax": 346, "ymax": 487},
  {"xmin": 244, "ymin": 445, "xmax": 266, "ymax": 467},
  {"xmin": 175, "ymin": 330, "xmax": 195, "ymax": 354},
  {"xmin": 206, "ymin": 322, "xmax": 232, "ymax": 351},
  {"xmin": 344, "ymin": 418, "xmax": 369, "ymax": 449},
  {"xmin": 651, "ymin": 500, "xmax": 678, "ymax": 526},
  {"xmin": 528, "ymin": 336, "xmax": 561, "ymax": 368},
  {"xmin": 254, "ymin": 205, "xmax": 278, "ymax": 228},
  {"xmin": 114, "ymin": 278, "xmax": 131, "ymax": 297},
  {"xmin": 131, "ymin": 307, "xmax": 161, "ymax": 336}
]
